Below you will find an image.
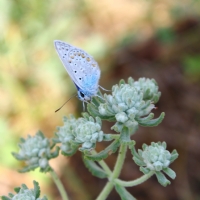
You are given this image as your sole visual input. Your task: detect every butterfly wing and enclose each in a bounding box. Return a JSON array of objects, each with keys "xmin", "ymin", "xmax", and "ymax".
[{"xmin": 54, "ymin": 40, "xmax": 100, "ymax": 96}]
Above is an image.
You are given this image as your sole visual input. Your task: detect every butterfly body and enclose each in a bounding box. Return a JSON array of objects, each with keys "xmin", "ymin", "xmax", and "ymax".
[{"xmin": 54, "ymin": 40, "xmax": 100, "ymax": 101}]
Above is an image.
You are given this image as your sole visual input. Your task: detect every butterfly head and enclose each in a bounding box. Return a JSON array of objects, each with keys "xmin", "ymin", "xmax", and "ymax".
[{"xmin": 77, "ymin": 90, "xmax": 91, "ymax": 101}]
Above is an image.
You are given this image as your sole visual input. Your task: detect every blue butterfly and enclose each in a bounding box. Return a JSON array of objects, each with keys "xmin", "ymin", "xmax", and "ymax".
[{"xmin": 54, "ymin": 40, "xmax": 101, "ymax": 105}]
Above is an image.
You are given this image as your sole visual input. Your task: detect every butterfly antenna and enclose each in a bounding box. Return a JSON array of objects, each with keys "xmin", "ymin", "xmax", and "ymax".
[
  {"xmin": 55, "ymin": 94, "xmax": 76, "ymax": 112},
  {"xmin": 99, "ymin": 85, "xmax": 110, "ymax": 92}
]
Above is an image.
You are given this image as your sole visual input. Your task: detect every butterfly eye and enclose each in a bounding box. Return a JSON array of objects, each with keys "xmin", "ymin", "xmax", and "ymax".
[{"xmin": 80, "ymin": 92, "xmax": 84, "ymax": 98}]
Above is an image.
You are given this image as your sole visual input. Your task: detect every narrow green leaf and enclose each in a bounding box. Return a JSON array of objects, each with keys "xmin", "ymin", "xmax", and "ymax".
[
  {"xmin": 161, "ymin": 141, "xmax": 167, "ymax": 149},
  {"xmin": 139, "ymin": 167, "xmax": 150, "ymax": 174},
  {"xmin": 21, "ymin": 184, "xmax": 28, "ymax": 189},
  {"xmin": 129, "ymin": 142, "xmax": 140, "ymax": 160},
  {"xmin": 1, "ymin": 196, "xmax": 11, "ymax": 200},
  {"xmin": 155, "ymin": 171, "xmax": 170, "ymax": 187},
  {"xmin": 33, "ymin": 181, "xmax": 40, "ymax": 198},
  {"xmin": 103, "ymin": 134, "xmax": 115, "ymax": 141},
  {"xmin": 50, "ymin": 146, "xmax": 60, "ymax": 158},
  {"xmin": 119, "ymin": 79, "xmax": 126, "ymax": 85},
  {"xmin": 163, "ymin": 168, "xmax": 176, "ymax": 179},
  {"xmin": 170, "ymin": 150, "xmax": 179, "ymax": 163},
  {"xmin": 139, "ymin": 112, "xmax": 165, "ymax": 127},
  {"xmin": 140, "ymin": 100, "xmax": 151, "ymax": 110},
  {"xmin": 128, "ymin": 141, "xmax": 136, "ymax": 150},
  {"xmin": 83, "ymin": 158, "xmax": 107, "ymax": 179},
  {"xmin": 18, "ymin": 164, "xmax": 38, "ymax": 173},
  {"xmin": 61, "ymin": 144, "xmax": 79, "ymax": 157},
  {"xmin": 37, "ymin": 130, "xmax": 45, "ymax": 138},
  {"xmin": 133, "ymin": 157, "xmax": 145, "ymax": 166},
  {"xmin": 12, "ymin": 152, "xmax": 25, "ymax": 160},
  {"xmin": 84, "ymin": 140, "xmax": 120, "ymax": 161},
  {"xmin": 120, "ymin": 127, "xmax": 131, "ymax": 143},
  {"xmin": 128, "ymin": 77, "xmax": 134, "ymax": 85},
  {"xmin": 136, "ymin": 113, "xmax": 154, "ymax": 123},
  {"xmin": 115, "ymin": 184, "xmax": 136, "ymax": 200},
  {"xmin": 87, "ymin": 103, "xmax": 115, "ymax": 121},
  {"xmin": 13, "ymin": 187, "xmax": 20, "ymax": 193},
  {"xmin": 82, "ymin": 112, "xmax": 90, "ymax": 120}
]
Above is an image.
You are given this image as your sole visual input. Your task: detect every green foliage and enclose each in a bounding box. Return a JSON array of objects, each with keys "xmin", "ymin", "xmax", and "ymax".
[
  {"xmin": 115, "ymin": 184, "xmax": 136, "ymax": 200},
  {"xmin": 183, "ymin": 55, "xmax": 200, "ymax": 81},
  {"xmin": 12, "ymin": 131, "xmax": 59, "ymax": 173},
  {"xmin": 156, "ymin": 28, "xmax": 176, "ymax": 44},
  {"xmin": 7, "ymin": 75, "xmax": 180, "ymax": 200},
  {"xmin": 1, "ymin": 181, "xmax": 48, "ymax": 200},
  {"xmin": 83, "ymin": 159, "xmax": 108, "ymax": 179},
  {"xmin": 84, "ymin": 140, "xmax": 120, "ymax": 161},
  {"xmin": 138, "ymin": 112, "xmax": 165, "ymax": 127}
]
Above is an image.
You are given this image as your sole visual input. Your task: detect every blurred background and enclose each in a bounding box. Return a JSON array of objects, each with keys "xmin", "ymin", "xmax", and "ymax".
[{"xmin": 0, "ymin": 0, "xmax": 200, "ymax": 199}]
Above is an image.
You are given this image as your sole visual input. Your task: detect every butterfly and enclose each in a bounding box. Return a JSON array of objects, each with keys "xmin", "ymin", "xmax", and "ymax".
[{"xmin": 54, "ymin": 40, "xmax": 101, "ymax": 103}]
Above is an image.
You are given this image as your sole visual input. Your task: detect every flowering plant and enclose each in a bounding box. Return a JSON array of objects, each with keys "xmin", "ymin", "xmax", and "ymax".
[{"xmin": 2, "ymin": 77, "xmax": 178, "ymax": 200}]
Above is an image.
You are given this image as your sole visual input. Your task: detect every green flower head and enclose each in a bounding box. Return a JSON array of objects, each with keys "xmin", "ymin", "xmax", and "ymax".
[
  {"xmin": 132, "ymin": 142, "xmax": 179, "ymax": 186},
  {"xmin": 12, "ymin": 131, "xmax": 59, "ymax": 173},
  {"xmin": 1, "ymin": 181, "xmax": 48, "ymax": 200},
  {"xmin": 55, "ymin": 113, "xmax": 106, "ymax": 153},
  {"xmin": 55, "ymin": 115, "xmax": 78, "ymax": 155},
  {"xmin": 97, "ymin": 78, "xmax": 163, "ymax": 134}
]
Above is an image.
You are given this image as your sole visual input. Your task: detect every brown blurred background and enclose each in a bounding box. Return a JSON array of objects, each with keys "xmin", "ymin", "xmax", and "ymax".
[{"xmin": 0, "ymin": 0, "xmax": 200, "ymax": 199}]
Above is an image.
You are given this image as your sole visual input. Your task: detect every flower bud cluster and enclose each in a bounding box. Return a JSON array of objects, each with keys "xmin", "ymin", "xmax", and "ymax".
[
  {"xmin": 56, "ymin": 114, "xmax": 105, "ymax": 152},
  {"xmin": 12, "ymin": 131, "xmax": 58, "ymax": 172},
  {"xmin": 140, "ymin": 142, "xmax": 171, "ymax": 171},
  {"xmin": 132, "ymin": 142, "xmax": 178, "ymax": 186},
  {"xmin": 2, "ymin": 181, "xmax": 48, "ymax": 200},
  {"xmin": 129, "ymin": 77, "xmax": 161, "ymax": 103},
  {"xmin": 98, "ymin": 78, "xmax": 161, "ymax": 133}
]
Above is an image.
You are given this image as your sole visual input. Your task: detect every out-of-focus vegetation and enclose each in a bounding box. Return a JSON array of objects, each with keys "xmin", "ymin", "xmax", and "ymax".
[{"xmin": 1, "ymin": 0, "xmax": 200, "ymax": 199}]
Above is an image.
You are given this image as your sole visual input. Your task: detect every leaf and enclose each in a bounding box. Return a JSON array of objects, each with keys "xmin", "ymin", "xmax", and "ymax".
[
  {"xmin": 155, "ymin": 171, "xmax": 170, "ymax": 187},
  {"xmin": 119, "ymin": 127, "xmax": 131, "ymax": 144},
  {"xmin": 119, "ymin": 79, "xmax": 126, "ymax": 85},
  {"xmin": 87, "ymin": 103, "xmax": 115, "ymax": 121},
  {"xmin": 18, "ymin": 164, "xmax": 39, "ymax": 173},
  {"xmin": 33, "ymin": 181, "xmax": 40, "ymax": 198},
  {"xmin": 82, "ymin": 112, "xmax": 90, "ymax": 120},
  {"xmin": 84, "ymin": 140, "xmax": 120, "ymax": 161},
  {"xmin": 103, "ymin": 134, "xmax": 115, "ymax": 141},
  {"xmin": 139, "ymin": 167, "xmax": 150, "ymax": 174},
  {"xmin": 133, "ymin": 157, "xmax": 145, "ymax": 167},
  {"xmin": 129, "ymin": 142, "xmax": 140, "ymax": 159},
  {"xmin": 140, "ymin": 100, "xmax": 151, "ymax": 110},
  {"xmin": 170, "ymin": 150, "xmax": 179, "ymax": 163},
  {"xmin": 163, "ymin": 167, "xmax": 176, "ymax": 179},
  {"xmin": 136, "ymin": 113, "xmax": 154, "ymax": 123},
  {"xmin": 115, "ymin": 184, "xmax": 136, "ymax": 200},
  {"xmin": 1, "ymin": 196, "xmax": 11, "ymax": 200},
  {"xmin": 50, "ymin": 146, "xmax": 60, "ymax": 158},
  {"xmin": 13, "ymin": 187, "xmax": 20, "ymax": 193},
  {"xmin": 83, "ymin": 158, "xmax": 107, "ymax": 179},
  {"xmin": 61, "ymin": 143, "xmax": 79, "ymax": 157},
  {"xmin": 37, "ymin": 130, "xmax": 45, "ymax": 138},
  {"xmin": 139, "ymin": 112, "xmax": 165, "ymax": 127},
  {"xmin": 12, "ymin": 152, "xmax": 25, "ymax": 161}
]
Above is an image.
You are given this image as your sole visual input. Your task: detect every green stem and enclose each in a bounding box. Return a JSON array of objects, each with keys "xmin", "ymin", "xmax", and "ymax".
[
  {"xmin": 50, "ymin": 168, "xmax": 69, "ymax": 200},
  {"xmin": 92, "ymin": 150, "xmax": 112, "ymax": 175},
  {"xmin": 110, "ymin": 134, "xmax": 120, "ymax": 139},
  {"xmin": 114, "ymin": 171, "xmax": 155, "ymax": 187},
  {"xmin": 96, "ymin": 143, "xmax": 127, "ymax": 200}
]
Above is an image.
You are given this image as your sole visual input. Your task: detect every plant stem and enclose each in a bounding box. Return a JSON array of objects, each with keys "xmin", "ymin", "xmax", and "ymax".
[
  {"xmin": 92, "ymin": 150, "xmax": 112, "ymax": 175},
  {"xmin": 114, "ymin": 171, "xmax": 155, "ymax": 187},
  {"xmin": 110, "ymin": 134, "xmax": 120, "ymax": 139},
  {"xmin": 96, "ymin": 143, "xmax": 127, "ymax": 200},
  {"xmin": 50, "ymin": 168, "xmax": 69, "ymax": 200}
]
